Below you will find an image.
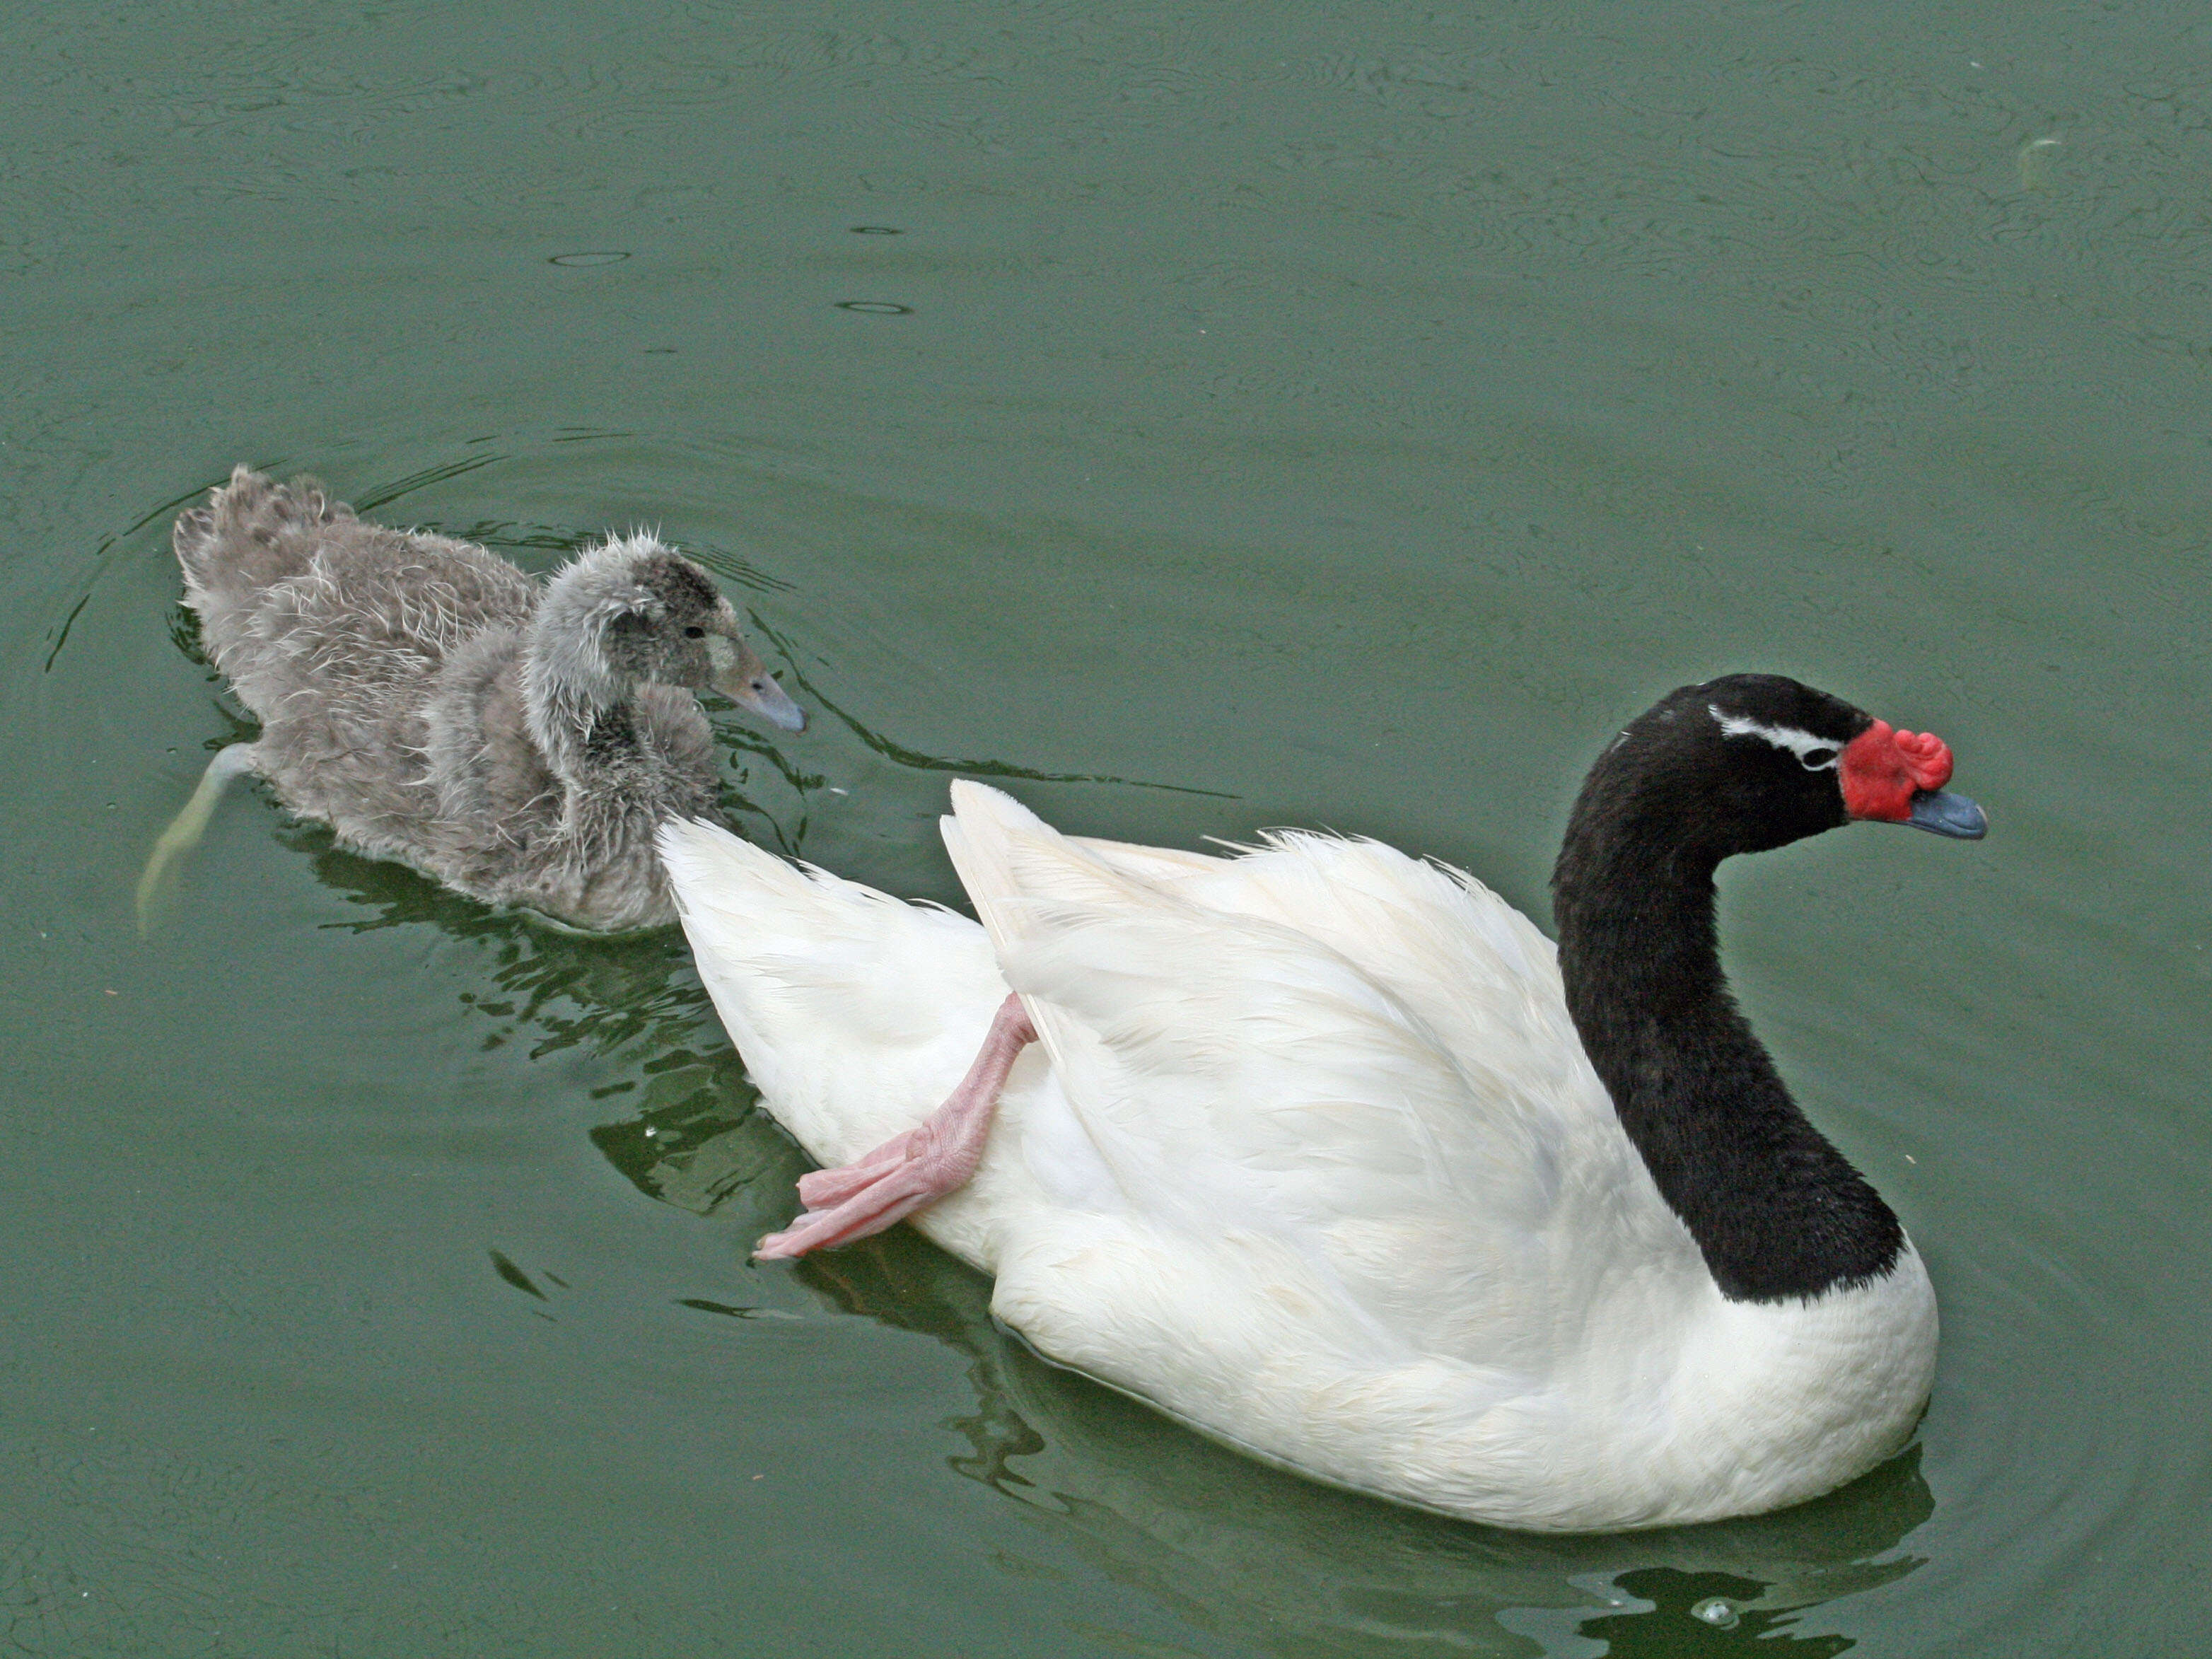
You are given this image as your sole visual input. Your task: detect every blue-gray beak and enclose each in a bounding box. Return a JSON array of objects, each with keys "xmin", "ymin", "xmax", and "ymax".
[
  {"xmin": 705, "ymin": 632, "xmax": 808, "ymax": 733},
  {"xmin": 735, "ymin": 675, "xmax": 807, "ymax": 733},
  {"xmin": 1905, "ymin": 789, "xmax": 1987, "ymax": 839}
]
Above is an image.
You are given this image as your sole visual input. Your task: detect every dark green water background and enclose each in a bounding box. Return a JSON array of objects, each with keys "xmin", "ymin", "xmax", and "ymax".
[{"xmin": 4, "ymin": 2, "xmax": 2206, "ymax": 1654}]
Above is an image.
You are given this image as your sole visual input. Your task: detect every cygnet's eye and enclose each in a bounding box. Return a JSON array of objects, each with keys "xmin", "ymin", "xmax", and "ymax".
[
  {"xmin": 684, "ymin": 626, "xmax": 706, "ymax": 639},
  {"xmin": 1800, "ymin": 746, "xmax": 1838, "ymax": 772}
]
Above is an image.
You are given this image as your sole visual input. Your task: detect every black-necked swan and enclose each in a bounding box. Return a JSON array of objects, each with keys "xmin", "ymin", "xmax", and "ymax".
[
  {"xmin": 658, "ymin": 674, "xmax": 1985, "ymax": 1530},
  {"xmin": 141, "ymin": 465, "xmax": 805, "ymax": 932}
]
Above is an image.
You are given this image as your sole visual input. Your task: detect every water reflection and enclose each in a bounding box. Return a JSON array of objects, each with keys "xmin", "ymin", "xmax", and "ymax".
[
  {"xmin": 1581, "ymin": 1569, "xmax": 1853, "ymax": 1657},
  {"xmin": 779, "ymin": 1235, "xmax": 1930, "ymax": 1659},
  {"xmin": 280, "ymin": 819, "xmax": 788, "ymax": 1202}
]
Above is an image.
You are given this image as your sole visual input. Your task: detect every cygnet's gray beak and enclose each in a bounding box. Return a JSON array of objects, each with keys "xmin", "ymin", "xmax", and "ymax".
[{"xmin": 704, "ymin": 633, "xmax": 808, "ymax": 733}]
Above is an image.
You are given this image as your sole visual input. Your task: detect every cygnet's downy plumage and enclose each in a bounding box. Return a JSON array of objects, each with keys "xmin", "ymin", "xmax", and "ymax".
[{"xmin": 142, "ymin": 465, "xmax": 805, "ymax": 931}]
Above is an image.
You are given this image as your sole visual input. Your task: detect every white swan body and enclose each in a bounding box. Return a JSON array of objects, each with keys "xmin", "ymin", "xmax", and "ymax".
[{"xmin": 662, "ymin": 774, "xmax": 1940, "ymax": 1531}]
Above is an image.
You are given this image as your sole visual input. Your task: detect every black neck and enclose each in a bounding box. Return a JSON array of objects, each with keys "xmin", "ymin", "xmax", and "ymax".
[{"xmin": 1552, "ymin": 822, "xmax": 1904, "ymax": 1303}]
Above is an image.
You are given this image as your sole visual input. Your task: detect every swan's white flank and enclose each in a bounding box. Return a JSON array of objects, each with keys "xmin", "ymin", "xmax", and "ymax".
[{"xmin": 659, "ymin": 779, "xmax": 1938, "ymax": 1532}]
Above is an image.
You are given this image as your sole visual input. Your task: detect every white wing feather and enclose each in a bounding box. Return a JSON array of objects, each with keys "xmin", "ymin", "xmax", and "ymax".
[{"xmin": 941, "ymin": 781, "xmax": 1675, "ymax": 1370}]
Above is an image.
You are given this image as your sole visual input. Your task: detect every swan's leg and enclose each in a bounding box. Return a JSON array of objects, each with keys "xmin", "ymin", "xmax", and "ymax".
[
  {"xmin": 136, "ymin": 743, "xmax": 262, "ymax": 934},
  {"xmin": 755, "ymin": 993, "xmax": 1036, "ymax": 1260}
]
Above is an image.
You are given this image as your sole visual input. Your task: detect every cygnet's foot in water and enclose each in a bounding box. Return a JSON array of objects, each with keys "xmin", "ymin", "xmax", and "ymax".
[
  {"xmin": 755, "ymin": 993, "xmax": 1036, "ymax": 1259},
  {"xmin": 136, "ymin": 743, "xmax": 261, "ymax": 934}
]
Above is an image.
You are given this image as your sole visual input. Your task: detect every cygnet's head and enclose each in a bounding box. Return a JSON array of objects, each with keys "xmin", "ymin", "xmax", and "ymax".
[{"xmin": 539, "ymin": 535, "xmax": 806, "ymax": 732}]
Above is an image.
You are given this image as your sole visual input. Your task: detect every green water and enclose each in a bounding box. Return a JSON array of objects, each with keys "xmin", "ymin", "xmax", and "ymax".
[{"xmin": 3, "ymin": 1, "xmax": 2206, "ymax": 1653}]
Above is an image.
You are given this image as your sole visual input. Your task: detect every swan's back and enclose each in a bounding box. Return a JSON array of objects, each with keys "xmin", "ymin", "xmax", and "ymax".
[
  {"xmin": 665, "ymin": 791, "xmax": 1655, "ymax": 1303},
  {"xmin": 938, "ymin": 786, "xmax": 1692, "ymax": 1366}
]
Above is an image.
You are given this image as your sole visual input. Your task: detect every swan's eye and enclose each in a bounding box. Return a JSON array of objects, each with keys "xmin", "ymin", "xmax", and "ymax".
[
  {"xmin": 1800, "ymin": 747, "xmax": 1838, "ymax": 772},
  {"xmin": 684, "ymin": 626, "xmax": 705, "ymax": 639}
]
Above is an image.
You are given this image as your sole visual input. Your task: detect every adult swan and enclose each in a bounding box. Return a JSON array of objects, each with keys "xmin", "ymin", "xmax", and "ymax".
[{"xmin": 659, "ymin": 675, "xmax": 1986, "ymax": 1530}]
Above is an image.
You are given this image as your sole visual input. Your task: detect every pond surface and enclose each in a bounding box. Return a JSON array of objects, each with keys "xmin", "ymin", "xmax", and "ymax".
[{"xmin": 3, "ymin": 2, "xmax": 2206, "ymax": 1654}]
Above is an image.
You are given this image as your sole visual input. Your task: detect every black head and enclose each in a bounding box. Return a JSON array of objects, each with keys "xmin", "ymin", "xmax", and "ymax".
[{"xmin": 1560, "ymin": 674, "xmax": 1984, "ymax": 885}]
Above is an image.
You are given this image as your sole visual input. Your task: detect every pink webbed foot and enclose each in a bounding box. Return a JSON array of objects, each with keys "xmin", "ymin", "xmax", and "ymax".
[{"xmin": 755, "ymin": 994, "xmax": 1037, "ymax": 1260}]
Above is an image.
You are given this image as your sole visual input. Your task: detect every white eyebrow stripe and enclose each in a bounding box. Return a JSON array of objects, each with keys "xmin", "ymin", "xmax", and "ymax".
[{"xmin": 1709, "ymin": 705, "xmax": 1841, "ymax": 769}]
